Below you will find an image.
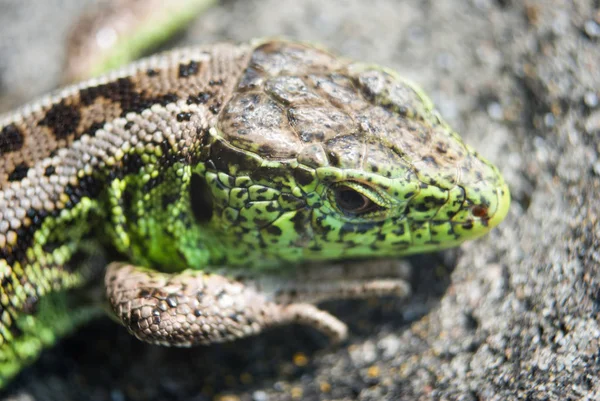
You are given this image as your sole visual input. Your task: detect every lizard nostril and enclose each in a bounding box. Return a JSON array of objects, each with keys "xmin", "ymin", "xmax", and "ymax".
[{"xmin": 471, "ymin": 205, "xmax": 488, "ymax": 218}]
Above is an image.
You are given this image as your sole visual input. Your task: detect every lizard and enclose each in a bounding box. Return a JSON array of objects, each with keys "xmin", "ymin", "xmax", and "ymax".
[{"xmin": 0, "ymin": 38, "xmax": 510, "ymax": 388}]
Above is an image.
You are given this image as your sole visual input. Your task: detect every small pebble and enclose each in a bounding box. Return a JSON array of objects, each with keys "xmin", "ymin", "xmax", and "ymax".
[
  {"xmin": 110, "ymin": 390, "xmax": 125, "ymax": 401},
  {"xmin": 584, "ymin": 20, "xmax": 600, "ymax": 38},
  {"xmin": 290, "ymin": 386, "xmax": 303, "ymax": 399},
  {"xmin": 319, "ymin": 381, "xmax": 331, "ymax": 393},
  {"xmin": 367, "ymin": 365, "xmax": 380, "ymax": 378},
  {"xmin": 487, "ymin": 102, "xmax": 504, "ymax": 121},
  {"xmin": 252, "ymin": 390, "xmax": 269, "ymax": 401},
  {"xmin": 293, "ymin": 352, "xmax": 309, "ymax": 367},
  {"xmin": 378, "ymin": 335, "xmax": 402, "ymax": 360},
  {"xmin": 584, "ymin": 92, "xmax": 599, "ymax": 108},
  {"xmin": 215, "ymin": 395, "xmax": 240, "ymax": 401}
]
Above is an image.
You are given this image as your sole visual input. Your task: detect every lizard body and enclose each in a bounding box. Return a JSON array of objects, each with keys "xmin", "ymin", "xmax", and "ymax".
[{"xmin": 0, "ymin": 39, "xmax": 510, "ymax": 387}]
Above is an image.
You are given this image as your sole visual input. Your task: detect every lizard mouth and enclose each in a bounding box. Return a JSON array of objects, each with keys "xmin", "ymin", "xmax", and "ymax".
[
  {"xmin": 402, "ymin": 178, "xmax": 510, "ymax": 250},
  {"xmin": 450, "ymin": 180, "xmax": 511, "ymax": 242}
]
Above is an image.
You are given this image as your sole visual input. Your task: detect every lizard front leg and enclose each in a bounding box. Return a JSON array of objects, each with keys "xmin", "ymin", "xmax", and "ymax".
[{"xmin": 105, "ymin": 261, "xmax": 411, "ymax": 346}]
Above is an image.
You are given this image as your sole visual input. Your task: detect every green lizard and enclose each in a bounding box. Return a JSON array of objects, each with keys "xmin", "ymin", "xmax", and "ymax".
[{"xmin": 0, "ymin": 36, "xmax": 510, "ymax": 388}]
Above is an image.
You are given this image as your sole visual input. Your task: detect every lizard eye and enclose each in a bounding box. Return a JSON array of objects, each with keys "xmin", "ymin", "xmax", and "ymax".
[{"xmin": 333, "ymin": 185, "xmax": 383, "ymax": 216}]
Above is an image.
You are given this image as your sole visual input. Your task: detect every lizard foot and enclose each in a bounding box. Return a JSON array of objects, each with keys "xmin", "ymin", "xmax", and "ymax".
[{"xmin": 105, "ymin": 260, "xmax": 412, "ymax": 346}]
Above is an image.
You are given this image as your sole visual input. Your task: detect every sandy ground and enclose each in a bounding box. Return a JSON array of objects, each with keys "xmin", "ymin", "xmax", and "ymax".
[{"xmin": 0, "ymin": 0, "xmax": 599, "ymax": 400}]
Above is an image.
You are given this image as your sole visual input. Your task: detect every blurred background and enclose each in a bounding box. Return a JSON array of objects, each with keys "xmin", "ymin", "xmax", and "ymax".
[{"xmin": 0, "ymin": 1, "xmax": 598, "ymax": 400}]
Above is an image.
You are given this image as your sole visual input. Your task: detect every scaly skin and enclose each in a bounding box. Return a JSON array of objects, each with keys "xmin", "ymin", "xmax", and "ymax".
[{"xmin": 0, "ymin": 39, "xmax": 510, "ymax": 387}]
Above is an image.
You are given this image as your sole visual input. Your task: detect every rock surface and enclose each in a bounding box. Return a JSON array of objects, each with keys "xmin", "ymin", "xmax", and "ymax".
[{"xmin": 0, "ymin": 0, "xmax": 598, "ymax": 400}]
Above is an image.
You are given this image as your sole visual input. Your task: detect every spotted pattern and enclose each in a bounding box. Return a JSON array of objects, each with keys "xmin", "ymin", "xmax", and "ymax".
[
  {"xmin": 0, "ymin": 39, "xmax": 510, "ymax": 386},
  {"xmin": 0, "ymin": 124, "xmax": 25, "ymax": 155}
]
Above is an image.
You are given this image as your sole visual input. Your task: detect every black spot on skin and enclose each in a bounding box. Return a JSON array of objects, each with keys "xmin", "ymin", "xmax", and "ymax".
[
  {"xmin": 124, "ymin": 121, "xmax": 134, "ymax": 130},
  {"xmin": 42, "ymin": 240, "xmax": 61, "ymax": 254},
  {"xmin": 209, "ymin": 102, "xmax": 222, "ymax": 114},
  {"xmin": 38, "ymin": 101, "xmax": 81, "ymax": 140},
  {"xmin": 142, "ymin": 174, "xmax": 166, "ymax": 194},
  {"xmin": 424, "ymin": 196, "xmax": 446, "ymax": 206},
  {"xmin": 265, "ymin": 225, "xmax": 282, "ymax": 236},
  {"xmin": 294, "ymin": 168, "xmax": 315, "ymax": 187},
  {"xmin": 265, "ymin": 203, "xmax": 280, "ymax": 213},
  {"xmin": 435, "ymin": 142, "xmax": 448, "ymax": 154},
  {"xmin": 146, "ymin": 69, "xmax": 158, "ymax": 77},
  {"xmin": 79, "ymin": 77, "xmax": 179, "ymax": 116},
  {"xmin": 290, "ymin": 210, "xmax": 310, "ymax": 234},
  {"xmin": 462, "ymin": 221, "xmax": 474, "ymax": 230},
  {"xmin": 187, "ymin": 92, "xmax": 211, "ymax": 105},
  {"xmin": 44, "ymin": 166, "xmax": 55, "ymax": 177},
  {"xmin": 393, "ymin": 224, "xmax": 405, "ymax": 236},
  {"xmin": 414, "ymin": 203, "xmax": 430, "ymax": 212},
  {"xmin": 209, "ymin": 79, "xmax": 223, "ymax": 86},
  {"xmin": 8, "ymin": 163, "xmax": 29, "ymax": 181},
  {"xmin": 250, "ymin": 166, "xmax": 290, "ymax": 186},
  {"xmin": 278, "ymin": 192, "xmax": 305, "ymax": 209},
  {"xmin": 162, "ymin": 193, "xmax": 179, "ymax": 209},
  {"xmin": 84, "ymin": 121, "xmax": 106, "ymax": 138},
  {"xmin": 176, "ymin": 112, "xmax": 192, "ymax": 122},
  {"xmin": 0, "ymin": 275, "xmax": 14, "ymax": 290},
  {"xmin": 122, "ymin": 188, "xmax": 134, "ymax": 218},
  {"xmin": 190, "ymin": 173, "xmax": 213, "ymax": 223},
  {"xmin": 122, "ymin": 153, "xmax": 144, "ymax": 175},
  {"xmin": 63, "ymin": 174, "xmax": 103, "ymax": 206},
  {"xmin": 157, "ymin": 93, "xmax": 179, "ymax": 107},
  {"xmin": 178, "ymin": 61, "xmax": 200, "ymax": 78},
  {"xmin": 0, "ymin": 123, "xmax": 25, "ymax": 154}
]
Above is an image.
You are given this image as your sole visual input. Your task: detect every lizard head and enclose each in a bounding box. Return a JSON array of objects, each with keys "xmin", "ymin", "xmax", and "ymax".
[{"xmin": 201, "ymin": 40, "xmax": 510, "ymax": 267}]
